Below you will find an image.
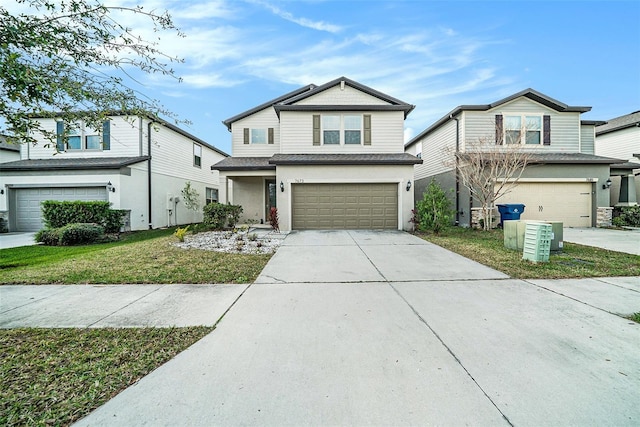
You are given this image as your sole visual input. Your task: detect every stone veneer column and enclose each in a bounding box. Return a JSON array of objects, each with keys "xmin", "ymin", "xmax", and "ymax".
[{"xmin": 596, "ymin": 207, "xmax": 613, "ymax": 228}]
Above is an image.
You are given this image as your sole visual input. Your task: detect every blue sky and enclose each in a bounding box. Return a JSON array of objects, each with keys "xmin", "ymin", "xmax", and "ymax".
[{"xmin": 13, "ymin": 0, "xmax": 640, "ymax": 154}]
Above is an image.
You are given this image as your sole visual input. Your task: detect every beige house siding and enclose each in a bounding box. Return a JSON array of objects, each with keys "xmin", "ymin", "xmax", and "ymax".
[
  {"xmin": 463, "ymin": 99, "xmax": 582, "ymax": 152},
  {"xmin": 295, "ymin": 85, "xmax": 390, "ymax": 105},
  {"xmin": 231, "ymin": 108, "xmax": 281, "ymax": 157},
  {"xmin": 412, "ymin": 119, "xmax": 457, "ymax": 181},
  {"xmin": 580, "ymin": 124, "xmax": 595, "ymax": 155},
  {"xmin": 280, "ymin": 111, "xmax": 405, "ymax": 154}
]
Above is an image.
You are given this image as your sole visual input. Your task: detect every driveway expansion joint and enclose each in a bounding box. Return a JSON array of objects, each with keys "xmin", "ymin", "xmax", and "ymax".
[{"xmin": 389, "ymin": 282, "xmax": 515, "ymax": 427}]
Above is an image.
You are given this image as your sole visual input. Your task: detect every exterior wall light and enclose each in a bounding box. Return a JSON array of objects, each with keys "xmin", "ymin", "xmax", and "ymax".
[
  {"xmin": 106, "ymin": 181, "xmax": 116, "ymax": 193},
  {"xmin": 280, "ymin": 181, "xmax": 285, "ymax": 192},
  {"xmin": 602, "ymin": 178, "xmax": 612, "ymax": 190},
  {"xmin": 406, "ymin": 180, "xmax": 412, "ymax": 192}
]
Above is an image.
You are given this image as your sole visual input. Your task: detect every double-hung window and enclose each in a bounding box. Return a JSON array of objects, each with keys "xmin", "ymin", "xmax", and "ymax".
[
  {"xmin": 321, "ymin": 114, "xmax": 362, "ymax": 145},
  {"xmin": 504, "ymin": 115, "xmax": 542, "ymax": 145},
  {"xmin": 56, "ymin": 120, "xmax": 110, "ymax": 152},
  {"xmin": 205, "ymin": 187, "xmax": 218, "ymax": 205},
  {"xmin": 193, "ymin": 144, "xmax": 202, "ymax": 167}
]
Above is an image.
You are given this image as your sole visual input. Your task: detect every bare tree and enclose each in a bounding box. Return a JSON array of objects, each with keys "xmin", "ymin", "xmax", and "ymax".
[{"xmin": 445, "ymin": 121, "xmax": 536, "ymax": 230}]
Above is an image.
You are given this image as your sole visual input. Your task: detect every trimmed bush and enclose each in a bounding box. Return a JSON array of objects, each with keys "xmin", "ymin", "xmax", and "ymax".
[
  {"xmin": 41, "ymin": 200, "xmax": 125, "ymax": 232},
  {"xmin": 612, "ymin": 206, "xmax": 640, "ymax": 227},
  {"xmin": 35, "ymin": 223, "xmax": 105, "ymax": 246},
  {"xmin": 415, "ymin": 179, "xmax": 454, "ymax": 233},
  {"xmin": 203, "ymin": 203, "xmax": 243, "ymax": 230}
]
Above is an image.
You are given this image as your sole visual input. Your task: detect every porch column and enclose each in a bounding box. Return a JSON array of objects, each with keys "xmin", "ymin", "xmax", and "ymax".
[
  {"xmin": 219, "ymin": 175, "xmax": 229, "ymax": 204},
  {"xmin": 616, "ymin": 174, "xmax": 638, "ymax": 206}
]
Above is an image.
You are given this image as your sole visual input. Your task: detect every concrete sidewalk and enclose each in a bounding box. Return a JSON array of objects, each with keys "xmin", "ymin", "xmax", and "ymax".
[
  {"xmin": 0, "ymin": 284, "xmax": 247, "ymax": 328},
  {"xmin": 71, "ymin": 231, "xmax": 640, "ymax": 426}
]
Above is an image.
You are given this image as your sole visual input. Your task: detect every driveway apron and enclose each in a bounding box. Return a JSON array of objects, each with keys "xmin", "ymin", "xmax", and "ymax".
[{"xmin": 76, "ymin": 230, "xmax": 640, "ymax": 426}]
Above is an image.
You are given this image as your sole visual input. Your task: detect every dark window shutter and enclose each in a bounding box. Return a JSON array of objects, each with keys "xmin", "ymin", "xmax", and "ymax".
[
  {"xmin": 312, "ymin": 115, "xmax": 320, "ymax": 146},
  {"xmin": 56, "ymin": 121, "xmax": 65, "ymax": 151},
  {"xmin": 102, "ymin": 120, "xmax": 110, "ymax": 150},
  {"xmin": 543, "ymin": 115, "xmax": 551, "ymax": 145},
  {"xmin": 363, "ymin": 114, "xmax": 371, "ymax": 146},
  {"xmin": 495, "ymin": 114, "xmax": 503, "ymax": 145},
  {"xmin": 268, "ymin": 127, "xmax": 274, "ymax": 144},
  {"xmin": 243, "ymin": 128, "xmax": 249, "ymax": 144}
]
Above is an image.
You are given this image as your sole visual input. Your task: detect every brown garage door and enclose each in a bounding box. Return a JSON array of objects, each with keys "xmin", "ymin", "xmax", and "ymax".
[{"xmin": 292, "ymin": 183, "xmax": 398, "ymax": 230}]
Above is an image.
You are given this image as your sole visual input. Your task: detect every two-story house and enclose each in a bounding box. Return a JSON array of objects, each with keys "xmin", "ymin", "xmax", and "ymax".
[
  {"xmin": 405, "ymin": 89, "xmax": 623, "ymax": 228},
  {"xmin": 212, "ymin": 77, "xmax": 422, "ymax": 232},
  {"xmin": 0, "ymin": 114, "xmax": 228, "ymax": 232},
  {"xmin": 595, "ymin": 112, "xmax": 640, "ymax": 207}
]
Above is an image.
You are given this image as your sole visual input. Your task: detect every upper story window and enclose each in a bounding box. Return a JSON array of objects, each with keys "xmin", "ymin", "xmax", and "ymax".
[
  {"xmin": 505, "ymin": 115, "xmax": 542, "ymax": 145},
  {"xmin": 193, "ymin": 144, "xmax": 202, "ymax": 167},
  {"xmin": 320, "ymin": 114, "xmax": 363, "ymax": 145},
  {"xmin": 243, "ymin": 128, "xmax": 274, "ymax": 144},
  {"xmin": 56, "ymin": 120, "xmax": 110, "ymax": 152}
]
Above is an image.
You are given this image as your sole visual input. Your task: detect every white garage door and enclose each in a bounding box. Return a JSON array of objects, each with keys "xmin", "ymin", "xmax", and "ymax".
[
  {"xmin": 15, "ymin": 187, "xmax": 108, "ymax": 231},
  {"xmin": 292, "ymin": 183, "xmax": 398, "ymax": 230},
  {"xmin": 497, "ymin": 182, "xmax": 592, "ymax": 227}
]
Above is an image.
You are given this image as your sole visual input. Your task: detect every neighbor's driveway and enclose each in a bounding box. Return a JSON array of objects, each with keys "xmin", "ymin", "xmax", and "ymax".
[
  {"xmin": 563, "ymin": 227, "xmax": 640, "ymax": 255},
  {"xmin": 75, "ymin": 230, "xmax": 640, "ymax": 427}
]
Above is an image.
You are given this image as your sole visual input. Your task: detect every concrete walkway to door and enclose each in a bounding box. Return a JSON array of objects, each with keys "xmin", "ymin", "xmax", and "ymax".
[{"xmin": 75, "ymin": 230, "xmax": 640, "ymax": 427}]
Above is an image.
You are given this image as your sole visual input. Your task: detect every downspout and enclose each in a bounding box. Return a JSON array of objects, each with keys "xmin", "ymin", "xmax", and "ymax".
[
  {"xmin": 147, "ymin": 119, "xmax": 154, "ymax": 229},
  {"xmin": 450, "ymin": 114, "xmax": 460, "ymax": 225}
]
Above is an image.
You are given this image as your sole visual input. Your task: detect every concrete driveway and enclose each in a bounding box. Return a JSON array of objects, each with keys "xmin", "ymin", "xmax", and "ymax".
[
  {"xmin": 74, "ymin": 230, "xmax": 640, "ymax": 426},
  {"xmin": 0, "ymin": 232, "xmax": 37, "ymax": 249},
  {"xmin": 563, "ymin": 227, "xmax": 640, "ymax": 255}
]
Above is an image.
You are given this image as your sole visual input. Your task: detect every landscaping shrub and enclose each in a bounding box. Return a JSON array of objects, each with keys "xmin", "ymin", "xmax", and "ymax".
[
  {"xmin": 36, "ymin": 223, "xmax": 105, "ymax": 246},
  {"xmin": 269, "ymin": 207, "xmax": 279, "ymax": 232},
  {"xmin": 202, "ymin": 202, "xmax": 243, "ymax": 230},
  {"xmin": 415, "ymin": 179, "xmax": 454, "ymax": 233},
  {"xmin": 612, "ymin": 205, "xmax": 640, "ymax": 227},
  {"xmin": 41, "ymin": 200, "xmax": 125, "ymax": 232}
]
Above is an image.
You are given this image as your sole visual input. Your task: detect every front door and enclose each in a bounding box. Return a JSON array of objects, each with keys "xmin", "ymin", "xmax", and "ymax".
[{"xmin": 265, "ymin": 179, "xmax": 277, "ymax": 222}]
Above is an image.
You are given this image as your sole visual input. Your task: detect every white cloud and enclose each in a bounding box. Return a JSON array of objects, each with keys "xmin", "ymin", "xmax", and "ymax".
[{"xmin": 247, "ymin": 0, "xmax": 343, "ymax": 33}]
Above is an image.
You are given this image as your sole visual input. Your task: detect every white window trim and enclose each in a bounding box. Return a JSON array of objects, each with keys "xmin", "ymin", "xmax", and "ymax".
[
  {"xmin": 205, "ymin": 187, "xmax": 218, "ymax": 205},
  {"xmin": 503, "ymin": 113, "xmax": 543, "ymax": 145},
  {"xmin": 193, "ymin": 144, "xmax": 202, "ymax": 168},
  {"xmin": 321, "ymin": 114, "xmax": 363, "ymax": 146}
]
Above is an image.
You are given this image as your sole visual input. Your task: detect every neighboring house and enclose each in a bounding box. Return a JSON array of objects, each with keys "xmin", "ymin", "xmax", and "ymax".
[
  {"xmin": 0, "ymin": 136, "xmax": 21, "ymax": 163},
  {"xmin": 0, "ymin": 114, "xmax": 228, "ymax": 232},
  {"xmin": 212, "ymin": 76, "xmax": 421, "ymax": 231},
  {"xmin": 405, "ymin": 89, "xmax": 623, "ymax": 228},
  {"xmin": 595, "ymin": 111, "xmax": 640, "ymax": 207}
]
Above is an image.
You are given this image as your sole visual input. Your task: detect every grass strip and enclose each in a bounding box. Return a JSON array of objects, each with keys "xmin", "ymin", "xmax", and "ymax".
[
  {"xmin": 0, "ymin": 230, "xmax": 271, "ymax": 284},
  {"xmin": 0, "ymin": 327, "xmax": 213, "ymax": 426},
  {"xmin": 418, "ymin": 227, "xmax": 640, "ymax": 279}
]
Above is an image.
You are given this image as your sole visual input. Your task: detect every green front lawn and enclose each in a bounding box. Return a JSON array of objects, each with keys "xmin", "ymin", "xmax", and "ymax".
[
  {"xmin": 0, "ymin": 327, "xmax": 213, "ymax": 426},
  {"xmin": 0, "ymin": 228, "xmax": 271, "ymax": 284},
  {"xmin": 419, "ymin": 227, "xmax": 640, "ymax": 279}
]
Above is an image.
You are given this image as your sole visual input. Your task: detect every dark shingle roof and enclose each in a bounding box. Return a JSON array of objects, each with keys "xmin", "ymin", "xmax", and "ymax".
[
  {"xmin": 269, "ymin": 153, "xmax": 422, "ymax": 165},
  {"xmin": 211, "ymin": 157, "xmax": 276, "ymax": 171},
  {"xmin": 527, "ymin": 152, "xmax": 623, "ymax": 164},
  {"xmin": 0, "ymin": 156, "xmax": 150, "ymax": 171},
  {"xmin": 595, "ymin": 111, "xmax": 640, "ymax": 135},
  {"xmin": 222, "ymin": 76, "xmax": 415, "ymax": 130},
  {"xmin": 0, "ymin": 141, "xmax": 20, "ymax": 152}
]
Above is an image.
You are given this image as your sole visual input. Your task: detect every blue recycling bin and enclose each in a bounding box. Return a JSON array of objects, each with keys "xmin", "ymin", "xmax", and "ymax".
[{"xmin": 497, "ymin": 204, "xmax": 526, "ymax": 227}]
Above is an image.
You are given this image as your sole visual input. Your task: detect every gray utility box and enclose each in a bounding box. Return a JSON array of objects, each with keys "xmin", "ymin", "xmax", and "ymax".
[{"xmin": 503, "ymin": 220, "xmax": 563, "ymax": 253}]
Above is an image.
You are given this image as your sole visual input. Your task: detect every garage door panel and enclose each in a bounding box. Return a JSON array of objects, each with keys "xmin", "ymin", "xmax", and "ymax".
[
  {"xmin": 292, "ymin": 183, "xmax": 398, "ymax": 230},
  {"xmin": 15, "ymin": 187, "xmax": 108, "ymax": 232},
  {"xmin": 497, "ymin": 182, "xmax": 592, "ymax": 227}
]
